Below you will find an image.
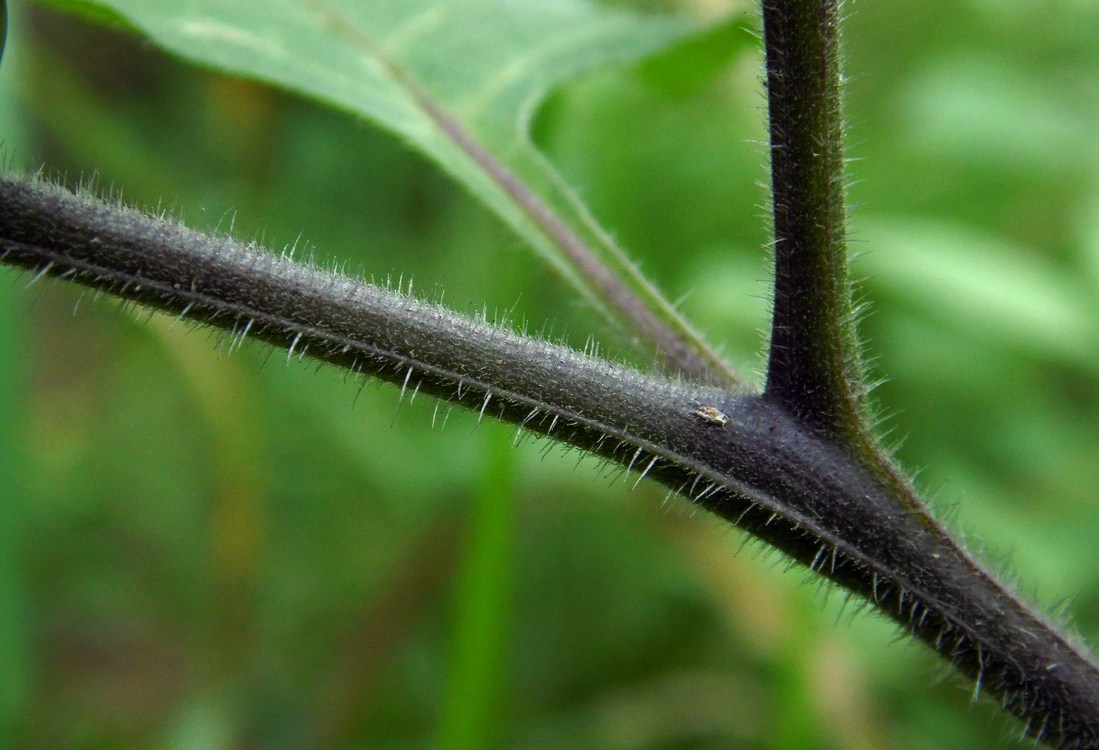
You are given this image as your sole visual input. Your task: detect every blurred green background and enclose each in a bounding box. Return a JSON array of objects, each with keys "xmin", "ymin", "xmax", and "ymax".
[{"xmin": 1, "ymin": 0, "xmax": 1098, "ymax": 748}]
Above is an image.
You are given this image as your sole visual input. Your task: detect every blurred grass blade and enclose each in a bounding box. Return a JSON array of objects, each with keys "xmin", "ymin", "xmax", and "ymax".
[
  {"xmin": 37, "ymin": 0, "xmax": 743, "ymax": 383},
  {"xmin": 1, "ymin": 0, "xmax": 7, "ymax": 66},
  {"xmin": 0, "ymin": 281, "xmax": 31, "ymax": 744},
  {"xmin": 856, "ymin": 218, "xmax": 1099, "ymax": 373},
  {"xmin": 437, "ymin": 425, "xmax": 516, "ymax": 750}
]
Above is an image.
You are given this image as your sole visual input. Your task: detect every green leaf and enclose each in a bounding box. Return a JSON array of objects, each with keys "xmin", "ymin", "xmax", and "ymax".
[{"xmin": 42, "ymin": 0, "xmax": 743, "ymax": 379}]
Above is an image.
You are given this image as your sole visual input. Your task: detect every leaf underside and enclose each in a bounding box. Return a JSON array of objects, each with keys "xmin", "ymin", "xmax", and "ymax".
[{"xmin": 45, "ymin": 0, "xmax": 743, "ymax": 381}]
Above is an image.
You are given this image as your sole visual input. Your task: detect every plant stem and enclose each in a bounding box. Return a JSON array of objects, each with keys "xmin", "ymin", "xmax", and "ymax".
[
  {"xmin": 762, "ymin": 0, "xmax": 864, "ymax": 442},
  {"xmin": 756, "ymin": 2, "xmax": 1099, "ymax": 744}
]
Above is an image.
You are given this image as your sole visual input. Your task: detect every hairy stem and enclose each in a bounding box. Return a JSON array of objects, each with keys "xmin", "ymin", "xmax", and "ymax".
[
  {"xmin": 762, "ymin": 0, "xmax": 864, "ymax": 442},
  {"xmin": 2, "ymin": 174, "xmax": 1098, "ymax": 746},
  {"xmin": 756, "ymin": 3, "xmax": 1099, "ymax": 743}
]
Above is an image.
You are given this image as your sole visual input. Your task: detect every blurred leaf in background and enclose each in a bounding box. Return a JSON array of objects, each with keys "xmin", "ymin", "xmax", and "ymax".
[{"xmin": 0, "ymin": 0, "xmax": 1097, "ymax": 748}]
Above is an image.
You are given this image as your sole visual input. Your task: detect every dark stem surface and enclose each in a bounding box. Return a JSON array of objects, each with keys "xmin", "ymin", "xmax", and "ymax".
[
  {"xmin": 756, "ymin": 2, "xmax": 1099, "ymax": 744},
  {"xmin": 2, "ymin": 174, "xmax": 1098, "ymax": 747},
  {"xmin": 762, "ymin": 0, "xmax": 864, "ymax": 443}
]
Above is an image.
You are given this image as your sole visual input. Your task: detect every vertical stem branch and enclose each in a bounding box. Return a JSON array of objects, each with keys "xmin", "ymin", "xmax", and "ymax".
[{"xmin": 762, "ymin": 0, "xmax": 863, "ymax": 441}]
